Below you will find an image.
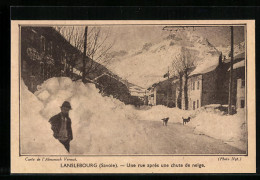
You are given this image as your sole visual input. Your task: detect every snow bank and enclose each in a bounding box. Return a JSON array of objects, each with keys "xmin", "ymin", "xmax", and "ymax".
[
  {"xmin": 20, "ymin": 80, "xmax": 68, "ymax": 155},
  {"xmin": 21, "ymin": 77, "xmax": 151, "ymax": 154},
  {"xmin": 21, "ymin": 76, "xmax": 247, "ymax": 154},
  {"xmin": 137, "ymin": 105, "xmax": 247, "ymax": 151},
  {"xmin": 187, "ymin": 108, "xmax": 247, "ymax": 151}
]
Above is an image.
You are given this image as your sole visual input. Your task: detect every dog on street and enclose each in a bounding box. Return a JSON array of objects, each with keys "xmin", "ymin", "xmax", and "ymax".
[
  {"xmin": 182, "ymin": 117, "xmax": 191, "ymax": 125},
  {"xmin": 161, "ymin": 117, "xmax": 169, "ymax": 126}
]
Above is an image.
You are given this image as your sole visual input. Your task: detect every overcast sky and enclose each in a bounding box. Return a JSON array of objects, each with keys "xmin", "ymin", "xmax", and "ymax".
[{"xmin": 101, "ymin": 25, "xmax": 245, "ymax": 52}]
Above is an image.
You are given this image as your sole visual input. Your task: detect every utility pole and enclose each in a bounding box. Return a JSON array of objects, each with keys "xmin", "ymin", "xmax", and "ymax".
[
  {"xmin": 228, "ymin": 26, "xmax": 234, "ymax": 115},
  {"xmin": 82, "ymin": 26, "xmax": 88, "ymax": 83},
  {"xmin": 167, "ymin": 66, "xmax": 170, "ymax": 107}
]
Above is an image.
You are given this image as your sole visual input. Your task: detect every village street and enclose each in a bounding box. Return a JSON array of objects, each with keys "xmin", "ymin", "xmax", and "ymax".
[
  {"xmin": 136, "ymin": 120, "xmax": 245, "ymax": 154},
  {"xmin": 20, "ymin": 26, "xmax": 247, "ymax": 156}
]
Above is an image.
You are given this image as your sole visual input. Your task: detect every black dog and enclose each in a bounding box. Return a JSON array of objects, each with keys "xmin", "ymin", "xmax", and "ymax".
[
  {"xmin": 161, "ymin": 117, "xmax": 169, "ymax": 126},
  {"xmin": 182, "ymin": 117, "xmax": 191, "ymax": 125}
]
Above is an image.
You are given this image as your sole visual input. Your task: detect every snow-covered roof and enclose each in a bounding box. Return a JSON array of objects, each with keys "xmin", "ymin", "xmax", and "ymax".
[
  {"xmin": 129, "ymin": 85, "xmax": 146, "ymax": 97},
  {"xmin": 224, "ymin": 52, "xmax": 245, "ymax": 63},
  {"xmin": 234, "ymin": 52, "xmax": 245, "ymax": 60},
  {"xmin": 92, "ymin": 72, "xmax": 129, "ymax": 87},
  {"xmin": 130, "ymin": 91, "xmax": 146, "ymax": 97},
  {"xmin": 73, "ymin": 67, "xmax": 82, "ymax": 76},
  {"xmin": 129, "ymin": 85, "xmax": 146, "ymax": 91},
  {"xmin": 189, "ymin": 55, "xmax": 219, "ymax": 76},
  {"xmin": 172, "ymin": 79, "xmax": 179, "ymax": 83},
  {"xmin": 72, "ymin": 68, "xmax": 101, "ymax": 85},
  {"xmin": 228, "ymin": 60, "xmax": 245, "ymax": 71}
]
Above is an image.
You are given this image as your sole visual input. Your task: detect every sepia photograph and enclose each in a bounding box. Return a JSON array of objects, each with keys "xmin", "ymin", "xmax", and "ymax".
[
  {"xmin": 10, "ymin": 20, "xmax": 256, "ymax": 173},
  {"xmin": 19, "ymin": 23, "xmax": 248, "ymax": 156}
]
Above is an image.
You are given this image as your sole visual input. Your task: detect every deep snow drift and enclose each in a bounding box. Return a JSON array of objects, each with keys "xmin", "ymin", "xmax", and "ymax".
[
  {"xmin": 20, "ymin": 80, "xmax": 68, "ymax": 155},
  {"xmin": 21, "ymin": 77, "xmax": 247, "ymax": 154},
  {"xmin": 21, "ymin": 77, "xmax": 152, "ymax": 154},
  {"xmin": 188, "ymin": 107, "xmax": 247, "ymax": 151}
]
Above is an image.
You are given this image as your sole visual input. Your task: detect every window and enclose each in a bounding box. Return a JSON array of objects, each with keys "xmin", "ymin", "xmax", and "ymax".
[
  {"xmin": 193, "ymin": 101, "xmax": 196, "ymax": 110},
  {"xmin": 40, "ymin": 36, "xmax": 46, "ymax": 52},
  {"xmin": 241, "ymin": 100, "xmax": 245, "ymax": 108},
  {"xmin": 61, "ymin": 50, "xmax": 66, "ymax": 64},
  {"xmin": 197, "ymin": 100, "xmax": 199, "ymax": 108},
  {"xmin": 193, "ymin": 82, "xmax": 195, "ymax": 90},
  {"xmin": 241, "ymin": 79, "xmax": 245, "ymax": 88},
  {"xmin": 30, "ymin": 29, "xmax": 37, "ymax": 43},
  {"xmin": 48, "ymin": 41, "xmax": 53, "ymax": 55},
  {"xmin": 39, "ymin": 61, "xmax": 44, "ymax": 79},
  {"xmin": 22, "ymin": 61, "xmax": 27, "ymax": 72},
  {"xmin": 30, "ymin": 32, "xmax": 35, "ymax": 42},
  {"xmin": 197, "ymin": 81, "xmax": 200, "ymax": 90}
]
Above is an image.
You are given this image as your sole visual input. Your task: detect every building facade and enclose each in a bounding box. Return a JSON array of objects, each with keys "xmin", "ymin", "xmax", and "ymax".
[
  {"xmin": 230, "ymin": 58, "xmax": 245, "ymax": 109},
  {"xmin": 21, "ymin": 27, "xmax": 80, "ymax": 92},
  {"xmin": 147, "ymin": 86, "xmax": 157, "ymax": 106},
  {"xmin": 236, "ymin": 78, "xmax": 245, "ymax": 109},
  {"xmin": 175, "ymin": 54, "xmax": 226, "ymax": 110},
  {"xmin": 187, "ymin": 75, "xmax": 203, "ymax": 110},
  {"xmin": 177, "ymin": 53, "xmax": 245, "ymax": 111},
  {"xmin": 21, "ymin": 27, "xmax": 135, "ymax": 105},
  {"xmin": 146, "ymin": 77, "xmax": 177, "ymax": 107}
]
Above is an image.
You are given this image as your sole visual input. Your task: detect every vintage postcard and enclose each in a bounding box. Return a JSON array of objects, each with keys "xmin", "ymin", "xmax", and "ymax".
[{"xmin": 11, "ymin": 20, "xmax": 255, "ymax": 173}]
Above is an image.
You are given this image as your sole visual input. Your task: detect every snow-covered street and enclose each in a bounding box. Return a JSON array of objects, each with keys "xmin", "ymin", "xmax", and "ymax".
[
  {"xmin": 132, "ymin": 120, "xmax": 245, "ymax": 154},
  {"xmin": 20, "ymin": 77, "xmax": 247, "ymax": 155}
]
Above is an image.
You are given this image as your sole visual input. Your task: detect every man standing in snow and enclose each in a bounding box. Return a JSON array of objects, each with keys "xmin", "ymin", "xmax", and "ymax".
[{"xmin": 49, "ymin": 101, "xmax": 73, "ymax": 152}]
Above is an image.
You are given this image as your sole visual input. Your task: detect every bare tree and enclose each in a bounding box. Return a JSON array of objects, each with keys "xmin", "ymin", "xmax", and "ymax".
[
  {"xmin": 54, "ymin": 26, "xmax": 84, "ymax": 78},
  {"xmin": 172, "ymin": 47, "xmax": 195, "ymax": 110},
  {"xmin": 181, "ymin": 47, "xmax": 195, "ymax": 110},
  {"xmin": 85, "ymin": 27, "xmax": 114, "ymax": 76},
  {"xmin": 172, "ymin": 54, "xmax": 184, "ymax": 109},
  {"xmin": 54, "ymin": 26, "xmax": 114, "ymax": 81},
  {"xmin": 55, "ymin": 26, "xmax": 63, "ymax": 33}
]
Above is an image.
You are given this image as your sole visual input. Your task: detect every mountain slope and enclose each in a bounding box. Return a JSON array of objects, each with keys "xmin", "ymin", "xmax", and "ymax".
[
  {"xmin": 216, "ymin": 41, "xmax": 245, "ymax": 58},
  {"xmin": 108, "ymin": 31, "xmax": 221, "ymax": 88}
]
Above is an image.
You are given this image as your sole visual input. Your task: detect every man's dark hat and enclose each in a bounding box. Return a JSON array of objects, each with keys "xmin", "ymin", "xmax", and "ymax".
[{"xmin": 61, "ymin": 101, "xmax": 72, "ymax": 109}]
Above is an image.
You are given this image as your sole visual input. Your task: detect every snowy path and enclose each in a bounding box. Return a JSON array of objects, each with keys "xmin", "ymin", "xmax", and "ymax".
[
  {"xmin": 21, "ymin": 78, "xmax": 246, "ymax": 155},
  {"xmin": 137, "ymin": 120, "xmax": 245, "ymax": 154}
]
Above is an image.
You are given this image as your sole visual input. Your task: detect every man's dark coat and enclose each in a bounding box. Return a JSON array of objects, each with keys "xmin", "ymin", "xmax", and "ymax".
[{"xmin": 49, "ymin": 113, "xmax": 73, "ymax": 141}]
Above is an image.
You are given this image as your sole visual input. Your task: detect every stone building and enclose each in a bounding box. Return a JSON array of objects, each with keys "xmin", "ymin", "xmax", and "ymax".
[
  {"xmin": 178, "ymin": 52, "xmax": 245, "ymax": 110},
  {"xmin": 146, "ymin": 77, "xmax": 177, "ymax": 107},
  {"xmin": 21, "ymin": 27, "xmax": 81, "ymax": 92},
  {"xmin": 21, "ymin": 27, "xmax": 133, "ymax": 105},
  {"xmin": 227, "ymin": 53, "xmax": 245, "ymax": 109}
]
